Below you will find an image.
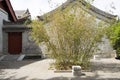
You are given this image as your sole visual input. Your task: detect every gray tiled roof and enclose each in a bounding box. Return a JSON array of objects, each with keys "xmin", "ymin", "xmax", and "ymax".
[
  {"xmin": 38, "ymin": 0, "xmax": 117, "ymax": 23},
  {"xmin": 15, "ymin": 9, "xmax": 30, "ymax": 19},
  {"xmin": 66, "ymin": 0, "xmax": 117, "ymax": 23}
]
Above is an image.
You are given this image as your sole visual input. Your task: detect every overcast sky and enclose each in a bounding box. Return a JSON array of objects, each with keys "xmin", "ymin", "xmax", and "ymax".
[{"xmin": 10, "ymin": 0, "xmax": 120, "ymax": 19}]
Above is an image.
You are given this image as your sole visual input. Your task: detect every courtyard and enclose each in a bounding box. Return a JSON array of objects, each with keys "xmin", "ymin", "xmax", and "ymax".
[
  {"xmin": 0, "ymin": 0, "xmax": 120, "ymax": 80},
  {"xmin": 0, "ymin": 56, "xmax": 120, "ymax": 80}
]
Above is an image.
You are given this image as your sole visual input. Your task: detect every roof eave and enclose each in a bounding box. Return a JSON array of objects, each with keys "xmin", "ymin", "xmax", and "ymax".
[{"xmin": 5, "ymin": 0, "xmax": 17, "ymax": 22}]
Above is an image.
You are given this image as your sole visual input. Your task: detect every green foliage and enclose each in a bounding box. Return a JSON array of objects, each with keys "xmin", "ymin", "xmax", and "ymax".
[
  {"xmin": 107, "ymin": 22, "xmax": 120, "ymax": 56},
  {"xmin": 46, "ymin": 10, "xmax": 104, "ymax": 70},
  {"xmin": 30, "ymin": 20, "xmax": 49, "ymax": 44}
]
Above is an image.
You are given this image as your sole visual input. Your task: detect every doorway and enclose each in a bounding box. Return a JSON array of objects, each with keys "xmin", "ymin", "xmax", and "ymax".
[{"xmin": 8, "ymin": 32, "xmax": 22, "ymax": 54}]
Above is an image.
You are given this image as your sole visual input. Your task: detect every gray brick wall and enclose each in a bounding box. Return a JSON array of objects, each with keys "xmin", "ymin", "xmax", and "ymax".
[
  {"xmin": 22, "ymin": 31, "xmax": 42, "ymax": 55},
  {"xmin": 0, "ymin": 8, "xmax": 8, "ymax": 55}
]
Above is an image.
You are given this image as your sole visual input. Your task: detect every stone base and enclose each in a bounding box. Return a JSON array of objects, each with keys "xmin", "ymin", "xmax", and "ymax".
[
  {"xmin": 73, "ymin": 71, "xmax": 81, "ymax": 76},
  {"xmin": 72, "ymin": 66, "xmax": 81, "ymax": 76}
]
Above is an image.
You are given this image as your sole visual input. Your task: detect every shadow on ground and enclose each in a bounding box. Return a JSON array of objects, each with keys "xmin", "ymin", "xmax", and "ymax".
[
  {"xmin": 91, "ymin": 59, "xmax": 120, "ymax": 73},
  {"xmin": 0, "ymin": 58, "xmax": 120, "ymax": 80},
  {"xmin": 1, "ymin": 76, "xmax": 120, "ymax": 80},
  {"xmin": 0, "ymin": 58, "xmax": 45, "ymax": 69},
  {"xmin": 31, "ymin": 76, "xmax": 120, "ymax": 80},
  {"xmin": 0, "ymin": 77, "xmax": 27, "ymax": 80}
]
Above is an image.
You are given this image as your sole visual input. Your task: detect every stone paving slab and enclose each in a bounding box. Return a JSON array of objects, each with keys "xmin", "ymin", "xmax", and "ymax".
[
  {"xmin": 91, "ymin": 58, "xmax": 120, "ymax": 72},
  {"xmin": 0, "ymin": 58, "xmax": 120, "ymax": 80}
]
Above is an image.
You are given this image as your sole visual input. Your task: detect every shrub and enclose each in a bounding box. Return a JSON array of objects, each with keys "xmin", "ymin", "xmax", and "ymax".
[
  {"xmin": 46, "ymin": 10, "xmax": 104, "ymax": 70},
  {"xmin": 107, "ymin": 22, "xmax": 120, "ymax": 57},
  {"xmin": 31, "ymin": 5, "xmax": 104, "ymax": 70}
]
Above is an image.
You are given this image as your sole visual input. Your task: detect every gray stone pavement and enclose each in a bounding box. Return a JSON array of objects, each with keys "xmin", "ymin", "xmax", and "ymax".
[{"xmin": 0, "ymin": 58, "xmax": 120, "ymax": 80}]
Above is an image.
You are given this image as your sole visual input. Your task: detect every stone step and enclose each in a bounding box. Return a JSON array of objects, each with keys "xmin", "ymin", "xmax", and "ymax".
[
  {"xmin": 1, "ymin": 55, "xmax": 20, "ymax": 61},
  {"xmin": 0, "ymin": 55, "xmax": 25, "ymax": 61}
]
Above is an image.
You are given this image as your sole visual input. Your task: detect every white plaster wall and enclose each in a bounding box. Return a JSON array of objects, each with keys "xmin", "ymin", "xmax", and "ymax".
[
  {"xmin": 0, "ymin": 8, "xmax": 8, "ymax": 54},
  {"xmin": 22, "ymin": 31, "xmax": 42, "ymax": 55}
]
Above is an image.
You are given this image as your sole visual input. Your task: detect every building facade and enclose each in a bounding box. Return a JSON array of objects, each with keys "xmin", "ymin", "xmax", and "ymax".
[
  {"xmin": 37, "ymin": 0, "xmax": 118, "ymax": 58},
  {"xmin": 0, "ymin": 0, "xmax": 118, "ymax": 58},
  {"xmin": 0, "ymin": 0, "xmax": 42, "ymax": 56}
]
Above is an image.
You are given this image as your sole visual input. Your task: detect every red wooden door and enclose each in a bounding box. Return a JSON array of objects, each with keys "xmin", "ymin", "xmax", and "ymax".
[{"xmin": 8, "ymin": 32, "xmax": 22, "ymax": 54}]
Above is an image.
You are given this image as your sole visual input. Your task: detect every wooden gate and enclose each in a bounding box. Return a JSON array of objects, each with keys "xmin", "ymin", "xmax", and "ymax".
[{"xmin": 8, "ymin": 32, "xmax": 22, "ymax": 54}]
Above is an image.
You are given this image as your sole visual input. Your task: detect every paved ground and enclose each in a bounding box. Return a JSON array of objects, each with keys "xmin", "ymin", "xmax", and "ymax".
[{"xmin": 0, "ymin": 57, "xmax": 120, "ymax": 80}]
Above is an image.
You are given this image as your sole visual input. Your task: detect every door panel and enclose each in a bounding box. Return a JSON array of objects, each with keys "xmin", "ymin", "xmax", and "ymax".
[{"xmin": 8, "ymin": 32, "xmax": 22, "ymax": 54}]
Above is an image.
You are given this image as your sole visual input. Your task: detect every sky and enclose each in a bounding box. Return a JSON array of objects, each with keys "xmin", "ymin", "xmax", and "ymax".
[{"xmin": 10, "ymin": 0, "xmax": 120, "ymax": 19}]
